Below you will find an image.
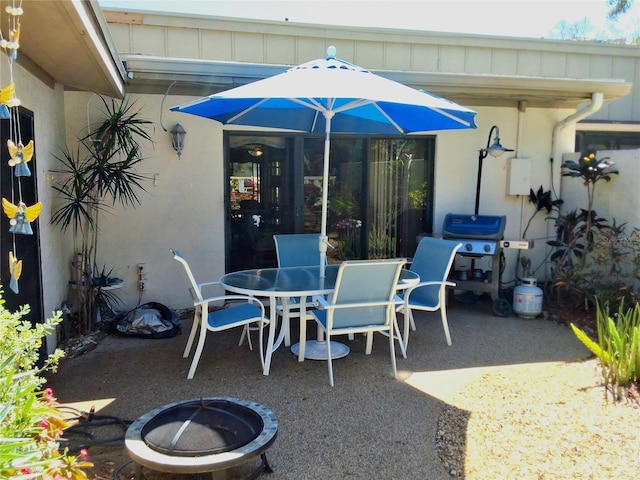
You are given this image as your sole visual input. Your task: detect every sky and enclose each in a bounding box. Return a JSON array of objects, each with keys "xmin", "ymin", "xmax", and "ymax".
[{"xmin": 98, "ymin": 0, "xmax": 639, "ymax": 40}]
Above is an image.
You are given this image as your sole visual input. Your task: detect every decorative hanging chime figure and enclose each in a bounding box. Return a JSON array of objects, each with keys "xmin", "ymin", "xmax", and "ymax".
[
  {"xmin": 2, "ymin": 198, "xmax": 42, "ymax": 235},
  {"xmin": 1, "ymin": 4, "xmax": 22, "ymax": 61},
  {"xmin": 0, "ymin": 82, "xmax": 15, "ymax": 118},
  {"xmin": 7, "ymin": 139, "xmax": 33, "ymax": 176},
  {"xmin": 8, "ymin": 250, "xmax": 21, "ymax": 293}
]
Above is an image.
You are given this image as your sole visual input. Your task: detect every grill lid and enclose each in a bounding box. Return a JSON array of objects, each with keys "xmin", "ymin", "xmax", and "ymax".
[
  {"xmin": 141, "ymin": 399, "xmax": 264, "ymax": 457},
  {"xmin": 442, "ymin": 214, "xmax": 506, "ymax": 240}
]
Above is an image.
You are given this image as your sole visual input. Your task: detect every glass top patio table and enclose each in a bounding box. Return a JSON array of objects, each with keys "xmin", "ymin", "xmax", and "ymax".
[
  {"xmin": 219, "ymin": 264, "xmax": 418, "ymax": 375},
  {"xmin": 220, "ymin": 265, "xmax": 339, "ymax": 297}
]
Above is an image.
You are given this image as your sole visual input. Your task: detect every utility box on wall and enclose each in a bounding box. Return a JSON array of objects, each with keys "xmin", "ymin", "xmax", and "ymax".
[{"xmin": 507, "ymin": 158, "xmax": 531, "ymax": 195}]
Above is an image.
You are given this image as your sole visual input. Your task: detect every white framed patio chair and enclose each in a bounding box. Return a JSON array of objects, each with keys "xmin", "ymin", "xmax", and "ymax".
[
  {"xmin": 170, "ymin": 248, "xmax": 268, "ymax": 379},
  {"xmin": 310, "ymin": 258, "xmax": 406, "ymax": 386},
  {"xmin": 397, "ymin": 237, "xmax": 462, "ymax": 352},
  {"xmin": 273, "ymin": 233, "xmax": 323, "ymax": 346}
]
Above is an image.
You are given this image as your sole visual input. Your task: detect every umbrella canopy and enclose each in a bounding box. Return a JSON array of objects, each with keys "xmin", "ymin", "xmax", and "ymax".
[{"xmin": 172, "ymin": 47, "xmax": 477, "ymax": 275}]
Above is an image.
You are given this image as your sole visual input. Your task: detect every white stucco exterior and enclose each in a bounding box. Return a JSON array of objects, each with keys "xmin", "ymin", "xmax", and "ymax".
[
  {"xmin": 561, "ymin": 149, "xmax": 640, "ymax": 230},
  {"xmin": 61, "ymin": 90, "xmax": 587, "ymax": 312}
]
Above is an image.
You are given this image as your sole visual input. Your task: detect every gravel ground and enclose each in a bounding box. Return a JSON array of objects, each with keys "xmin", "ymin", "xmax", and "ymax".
[
  {"xmin": 47, "ymin": 302, "xmax": 606, "ymax": 480},
  {"xmin": 436, "ymin": 358, "xmax": 640, "ymax": 479}
]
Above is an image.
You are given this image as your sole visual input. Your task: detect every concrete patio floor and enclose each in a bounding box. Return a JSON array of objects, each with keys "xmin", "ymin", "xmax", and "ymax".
[{"xmin": 47, "ymin": 298, "xmax": 589, "ymax": 479}]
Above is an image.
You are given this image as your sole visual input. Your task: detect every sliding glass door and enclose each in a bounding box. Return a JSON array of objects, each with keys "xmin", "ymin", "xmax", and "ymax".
[
  {"xmin": 368, "ymin": 138, "xmax": 434, "ymax": 258},
  {"xmin": 225, "ymin": 133, "xmax": 434, "ymax": 271}
]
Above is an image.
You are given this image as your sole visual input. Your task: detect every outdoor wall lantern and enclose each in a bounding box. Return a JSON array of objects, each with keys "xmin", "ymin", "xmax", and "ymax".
[
  {"xmin": 474, "ymin": 125, "xmax": 514, "ymax": 214},
  {"xmin": 170, "ymin": 123, "xmax": 186, "ymax": 158}
]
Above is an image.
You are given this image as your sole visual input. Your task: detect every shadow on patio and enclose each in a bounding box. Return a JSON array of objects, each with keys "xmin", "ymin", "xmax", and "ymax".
[{"xmin": 46, "ymin": 299, "xmax": 589, "ymax": 480}]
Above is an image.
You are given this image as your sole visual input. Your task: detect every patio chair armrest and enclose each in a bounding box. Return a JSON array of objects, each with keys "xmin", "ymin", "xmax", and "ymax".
[
  {"xmin": 195, "ymin": 295, "xmax": 265, "ymax": 315},
  {"xmin": 404, "ymin": 280, "xmax": 456, "ymax": 298},
  {"xmin": 313, "ymin": 295, "xmax": 331, "ymax": 309}
]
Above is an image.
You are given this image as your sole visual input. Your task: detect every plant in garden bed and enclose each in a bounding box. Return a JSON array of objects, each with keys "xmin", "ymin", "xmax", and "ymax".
[
  {"xmin": 516, "ymin": 185, "xmax": 563, "ymax": 279},
  {"xmin": 545, "ymin": 209, "xmax": 611, "ymax": 308},
  {"xmin": 0, "ymin": 293, "xmax": 92, "ymax": 478},
  {"xmin": 560, "ymin": 151, "xmax": 618, "ymax": 250},
  {"xmin": 545, "ymin": 151, "xmax": 632, "ymax": 308},
  {"xmin": 571, "ymin": 300, "xmax": 640, "ymax": 403},
  {"xmin": 546, "ymin": 214, "xmax": 640, "ymax": 309},
  {"xmin": 51, "ymin": 96, "xmax": 152, "ymax": 334}
]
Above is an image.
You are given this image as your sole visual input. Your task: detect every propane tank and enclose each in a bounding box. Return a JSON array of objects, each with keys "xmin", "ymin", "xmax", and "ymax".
[{"xmin": 513, "ymin": 277, "xmax": 543, "ymax": 319}]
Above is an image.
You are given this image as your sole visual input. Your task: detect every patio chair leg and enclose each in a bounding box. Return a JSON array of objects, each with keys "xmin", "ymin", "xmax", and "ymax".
[
  {"xmin": 238, "ymin": 324, "xmax": 248, "ymax": 347},
  {"xmin": 389, "ymin": 327, "xmax": 397, "ymax": 379},
  {"xmin": 365, "ymin": 332, "xmax": 373, "ymax": 354},
  {"xmin": 401, "ymin": 308, "xmax": 413, "ymax": 355},
  {"xmin": 393, "ymin": 317, "xmax": 407, "ymax": 358},
  {"xmin": 183, "ymin": 309, "xmax": 201, "ymax": 358},
  {"xmin": 325, "ymin": 334, "xmax": 334, "ymax": 387},
  {"xmin": 441, "ymin": 309, "xmax": 452, "ymax": 346},
  {"xmin": 247, "ymin": 324, "xmax": 253, "ymax": 350},
  {"xmin": 187, "ymin": 323, "xmax": 208, "ymax": 379}
]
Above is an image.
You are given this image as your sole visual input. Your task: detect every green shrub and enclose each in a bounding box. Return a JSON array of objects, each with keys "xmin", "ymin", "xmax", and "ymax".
[
  {"xmin": 571, "ymin": 301, "xmax": 640, "ymax": 401},
  {"xmin": 0, "ymin": 293, "xmax": 92, "ymax": 478},
  {"xmin": 547, "ymin": 152, "xmax": 639, "ymax": 308}
]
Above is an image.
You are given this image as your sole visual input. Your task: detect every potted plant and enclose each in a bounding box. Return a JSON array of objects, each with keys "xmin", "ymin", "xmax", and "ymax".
[{"xmin": 51, "ymin": 96, "xmax": 153, "ymax": 334}]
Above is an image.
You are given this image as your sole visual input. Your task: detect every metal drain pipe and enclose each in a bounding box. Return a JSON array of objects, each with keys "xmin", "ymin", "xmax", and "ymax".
[
  {"xmin": 545, "ymin": 92, "xmax": 604, "ymax": 278},
  {"xmin": 551, "ymin": 92, "xmax": 604, "ymax": 188}
]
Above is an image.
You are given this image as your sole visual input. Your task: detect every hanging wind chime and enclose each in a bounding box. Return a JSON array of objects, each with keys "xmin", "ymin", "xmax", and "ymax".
[{"xmin": 0, "ymin": 2, "xmax": 42, "ymax": 294}]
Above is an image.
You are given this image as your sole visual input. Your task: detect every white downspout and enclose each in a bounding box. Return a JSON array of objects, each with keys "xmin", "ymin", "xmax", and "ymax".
[
  {"xmin": 545, "ymin": 92, "xmax": 603, "ymax": 277},
  {"xmin": 551, "ymin": 92, "xmax": 604, "ymax": 190}
]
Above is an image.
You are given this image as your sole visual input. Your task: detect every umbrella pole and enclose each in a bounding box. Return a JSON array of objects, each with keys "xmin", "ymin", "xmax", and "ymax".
[{"xmin": 319, "ymin": 112, "xmax": 333, "ymax": 277}]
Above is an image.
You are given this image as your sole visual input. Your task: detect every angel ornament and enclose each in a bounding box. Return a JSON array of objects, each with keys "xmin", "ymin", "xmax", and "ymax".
[
  {"xmin": 2, "ymin": 198, "xmax": 41, "ymax": 235},
  {"xmin": 0, "ymin": 83, "xmax": 14, "ymax": 119},
  {"xmin": 8, "ymin": 251, "xmax": 21, "ymax": 293},
  {"xmin": 7, "ymin": 139, "xmax": 33, "ymax": 176}
]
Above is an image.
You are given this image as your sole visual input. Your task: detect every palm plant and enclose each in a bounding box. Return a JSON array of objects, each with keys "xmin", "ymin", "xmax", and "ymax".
[{"xmin": 51, "ymin": 97, "xmax": 153, "ymax": 334}]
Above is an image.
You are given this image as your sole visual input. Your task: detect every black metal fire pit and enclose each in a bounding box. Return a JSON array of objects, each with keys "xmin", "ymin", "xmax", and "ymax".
[{"xmin": 125, "ymin": 397, "xmax": 278, "ymax": 479}]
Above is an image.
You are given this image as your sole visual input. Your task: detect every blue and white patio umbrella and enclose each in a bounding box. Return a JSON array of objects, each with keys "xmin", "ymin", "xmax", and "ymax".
[{"xmin": 172, "ymin": 46, "xmax": 477, "ymax": 275}]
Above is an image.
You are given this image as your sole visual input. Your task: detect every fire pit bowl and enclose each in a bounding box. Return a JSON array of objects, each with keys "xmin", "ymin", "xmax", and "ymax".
[{"xmin": 125, "ymin": 397, "xmax": 278, "ymax": 479}]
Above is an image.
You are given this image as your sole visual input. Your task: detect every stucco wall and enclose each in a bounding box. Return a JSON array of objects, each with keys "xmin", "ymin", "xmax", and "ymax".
[
  {"xmin": 63, "ymin": 92, "xmax": 226, "ymax": 312},
  {"xmin": 561, "ymin": 149, "xmax": 640, "ymax": 229},
  {"xmin": 435, "ymin": 106, "xmax": 576, "ymax": 286},
  {"xmin": 62, "ymin": 90, "xmax": 582, "ymax": 310}
]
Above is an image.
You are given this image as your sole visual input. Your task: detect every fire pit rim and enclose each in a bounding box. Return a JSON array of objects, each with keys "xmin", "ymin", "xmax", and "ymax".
[{"xmin": 125, "ymin": 396, "xmax": 278, "ymax": 474}]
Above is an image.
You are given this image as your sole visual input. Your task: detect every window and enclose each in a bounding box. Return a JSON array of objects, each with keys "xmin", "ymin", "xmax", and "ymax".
[
  {"xmin": 575, "ymin": 131, "xmax": 640, "ymax": 152},
  {"xmin": 225, "ymin": 133, "xmax": 434, "ymax": 271}
]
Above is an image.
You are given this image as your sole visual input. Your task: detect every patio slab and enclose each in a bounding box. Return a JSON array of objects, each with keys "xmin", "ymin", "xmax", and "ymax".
[{"xmin": 47, "ymin": 300, "xmax": 589, "ymax": 479}]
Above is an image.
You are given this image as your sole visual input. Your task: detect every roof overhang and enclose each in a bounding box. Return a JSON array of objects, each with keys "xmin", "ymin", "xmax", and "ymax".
[
  {"xmin": 16, "ymin": 0, "xmax": 126, "ymax": 98},
  {"xmin": 121, "ymin": 54, "xmax": 632, "ymax": 109}
]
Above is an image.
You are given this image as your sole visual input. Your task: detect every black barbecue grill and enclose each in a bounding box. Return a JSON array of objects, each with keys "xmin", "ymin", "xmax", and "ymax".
[{"xmin": 442, "ymin": 213, "xmax": 511, "ymax": 316}]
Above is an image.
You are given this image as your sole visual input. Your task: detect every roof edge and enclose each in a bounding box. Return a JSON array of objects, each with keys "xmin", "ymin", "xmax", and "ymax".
[{"xmin": 121, "ymin": 55, "xmax": 633, "ymax": 108}]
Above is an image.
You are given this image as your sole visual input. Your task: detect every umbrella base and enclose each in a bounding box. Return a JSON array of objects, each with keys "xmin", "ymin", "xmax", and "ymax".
[{"xmin": 290, "ymin": 340, "xmax": 350, "ymax": 360}]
